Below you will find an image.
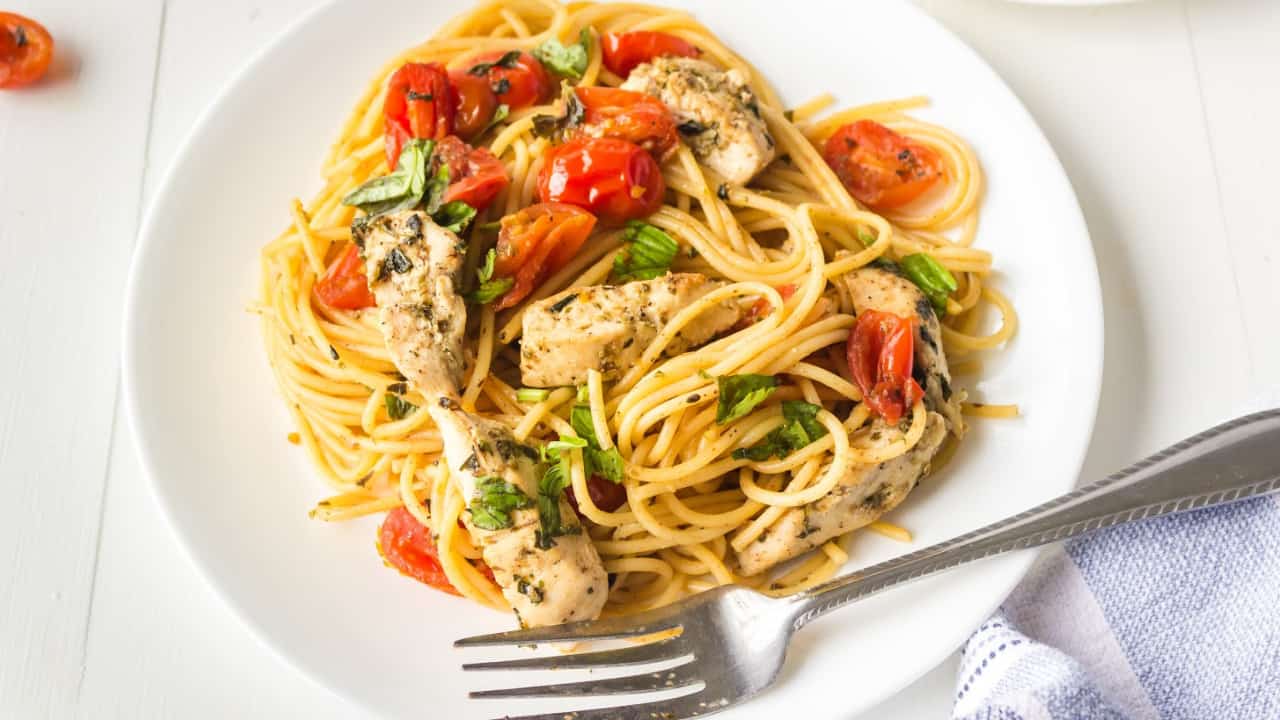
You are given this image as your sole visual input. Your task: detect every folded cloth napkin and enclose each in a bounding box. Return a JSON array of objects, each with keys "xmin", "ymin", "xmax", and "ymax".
[{"xmin": 954, "ymin": 398, "xmax": 1280, "ymax": 720}]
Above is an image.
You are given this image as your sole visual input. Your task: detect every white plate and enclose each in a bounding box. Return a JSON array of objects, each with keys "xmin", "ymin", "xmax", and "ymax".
[{"xmin": 123, "ymin": 0, "xmax": 1102, "ymax": 717}]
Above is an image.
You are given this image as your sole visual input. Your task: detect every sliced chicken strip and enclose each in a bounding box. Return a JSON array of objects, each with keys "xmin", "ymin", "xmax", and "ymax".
[
  {"xmin": 356, "ymin": 210, "xmax": 607, "ymax": 626},
  {"xmin": 621, "ymin": 56, "xmax": 775, "ymax": 185},
  {"xmin": 844, "ymin": 263, "xmax": 966, "ymax": 434},
  {"xmin": 520, "ymin": 273, "xmax": 743, "ymax": 387},
  {"xmin": 735, "ymin": 413, "xmax": 947, "ymax": 577}
]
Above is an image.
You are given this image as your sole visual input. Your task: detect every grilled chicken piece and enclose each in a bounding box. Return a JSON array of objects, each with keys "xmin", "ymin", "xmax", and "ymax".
[
  {"xmin": 432, "ymin": 410, "xmax": 608, "ymax": 626},
  {"xmin": 736, "ymin": 413, "xmax": 947, "ymax": 576},
  {"xmin": 520, "ymin": 273, "xmax": 743, "ymax": 387},
  {"xmin": 357, "ymin": 210, "xmax": 607, "ymax": 626},
  {"xmin": 844, "ymin": 263, "xmax": 965, "ymax": 433},
  {"xmin": 621, "ymin": 56, "xmax": 775, "ymax": 185},
  {"xmin": 356, "ymin": 211, "xmax": 468, "ymax": 397}
]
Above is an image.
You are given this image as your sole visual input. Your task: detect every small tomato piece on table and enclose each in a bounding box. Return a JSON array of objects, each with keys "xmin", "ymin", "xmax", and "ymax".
[
  {"xmin": 492, "ymin": 203, "xmax": 597, "ymax": 311},
  {"xmin": 0, "ymin": 13, "xmax": 54, "ymax": 89},
  {"xmin": 447, "ymin": 70, "xmax": 499, "ymax": 140},
  {"xmin": 433, "ymin": 135, "xmax": 510, "ymax": 212},
  {"xmin": 315, "ymin": 243, "xmax": 375, "ymax": 310},
  {"xmin": 383, "ymin": 63, "xmax": 455, "ymax": 169},
  {"xmin": 822, "ymin": 120, "xmax": 943, "ymax": 210},
  {"xmin": 847, "ymin": 309, "xmax": 924, "ymax": 425},
  {"xmin": 464, "ymin": 51, "xmax": 552, "ymax": 110},
  {"xmin": 600, "ymin": 31, "xmax": 699, "ymax": 77},
  {"xmin": 377, "ymin": 507, "xmax": 463, "ymax": 595},
  {"xmin": 574, "ymin": 86, "xmax": 678, "ymax": 159},
  {"xmin": 537, "ymin": 137, "xmax": 665, "ymax": 225}
]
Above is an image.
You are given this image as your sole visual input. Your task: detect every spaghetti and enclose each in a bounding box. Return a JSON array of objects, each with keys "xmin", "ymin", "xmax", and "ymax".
[{"xmin": 257, "ymin": 0, "xmax": 1017, "ymax": 618}]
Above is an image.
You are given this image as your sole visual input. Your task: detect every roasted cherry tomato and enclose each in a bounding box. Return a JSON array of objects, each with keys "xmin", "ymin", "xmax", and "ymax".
[
  {"xmin": 383, "ymin": 63, "xmax": 455, "ymax": 169},
  {"xmin": 433, "ymin": 135, "xmax": 510, "ymax": 212},
  {"xmin": 315, "ymin": 243, "xmax": 375, "ymax": 310},
  {"xmin": 566, "ymin": 476, "xmax": 628, "ymax": 517},
  {"xmin": 491, "ymin": 203, "xmax": 597, "ymax": 311},
  {"xmin": 847, "ymin": 309, "xmax": 924, "ymax": 425},
  {"xmin": 0, "ymin": 13, "xmax": 53, "ymax": 89},
  {"xmin": 464, "ymin": 51, "xmax": 552, "ymax": 110},
  {"xmin": 448, "ymin": 70, "xmax": 499, "ymax": 140},
  {"xmin": 822, "ymin": 120, "xmax": 944, "ymax": 210},
  {"xmin": 537, "ymin": 137, "xmax": 665, "ymax": 225},
  {"xmin": 738, "ymin": 283, "xmax": 796, "ymax": 329},
  {"xmin": 601, "ymin": 31, "xmax": 699, "ymax": 77},
  {"xmin": 574, "ymin": 86, "xmax": 678, "ymax": 159},
  {"xmin": 379, "ymin": 508, "xmax": 467, "ymax": 595}
]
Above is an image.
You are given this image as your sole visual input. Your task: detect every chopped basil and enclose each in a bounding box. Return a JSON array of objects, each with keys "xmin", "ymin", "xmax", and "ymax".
[
  {"xmin": 15, "ymin": 25, "xmax": 27, "ymax": 47},
  {"xmin": 613, "ymin": 221, "xmax": 679, "ymax": 282},
  {"xmin": 468, "ymin": 50, "xmax": 522, "ymax": 76},
  {"xmin": 532, "ymin": 28, "xmax": 590, "ymax": 80},
  {"xmin": 899, "ymin": 253, "xmax": 957, "ymax": 315},
  {"xmin": 384, "ymin": 392, "xmax": 418, "ymax": 421},
  {"xmin": 677, "ymin": 119, "xmax": 707, "ymax": 135},
  {"xmin": 432, "ymin": 200, "xmax": 476, "ymax": 233},
  {"xmin": 423, "ymin": 163, "xmax": 450, "ymax": 214},
  {"xmin": 570, "ymin": 401, "xmax": 624, "ymax": 483},
  {"xmin": 549, "ymin": 293, "xmax": 578, "ymax": 313},
  {"xmin": 467, "ymin": 248, "xmax": 514, "ymax": 304},
  {"xmin": 468, "ymin": 277, "xmax": 513, "ymax": 304},
  {"xmin": 470, "ymin": 476, "xmax": 533, "ymax": 530},
  {"xmin": 857, "ymin": 230, "xmax": 877, "ymax": 247},
  {"xmin": 385, "ymin": 247, "xmax": 412, "ymax": 274},
  {"xmin": 491, "ymin": 77, "xmax": 511, "ymax": 96},
  {"xmin": 715, "ymin": 374, "xmax": 779, "ymax": 425},
  {"xmin": 516, "ymin": 388, "xmax": 552, "ymax": 404},
  {"xmin": 732, "ymin": 401, "xmax": 827, "ymax": 461},
  {"xmin": 479, "ymin": 104, "xmax": 510, "ymax": 137},
  {"xmin": 341, "ymin": 139, "xmax": 433, "ymax": 217},
  {"xmin": 531, "ymin": 87, "xmax": 584, "ymax": 140}
]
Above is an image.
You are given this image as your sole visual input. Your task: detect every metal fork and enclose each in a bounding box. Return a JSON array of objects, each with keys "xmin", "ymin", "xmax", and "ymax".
[{"xmin": 456, "ymin": 410, "xmax": 1280, "ymax": 720}]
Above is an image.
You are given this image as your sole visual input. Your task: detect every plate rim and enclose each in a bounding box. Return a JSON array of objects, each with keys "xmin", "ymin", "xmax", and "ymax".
[{"xmin": 121, "ymin": 0, "xmax": 1104, "ymax": 715}]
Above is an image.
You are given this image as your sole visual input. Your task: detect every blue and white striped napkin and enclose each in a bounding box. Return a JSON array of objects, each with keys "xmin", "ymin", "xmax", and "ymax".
[{"xmin": 954, "ymin": 397, "xmax": 1280, "ymax": 720}]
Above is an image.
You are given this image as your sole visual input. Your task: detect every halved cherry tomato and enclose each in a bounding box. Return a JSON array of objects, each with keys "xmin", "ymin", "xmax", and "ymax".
[
  {"xmin": 464, "ymin": 51, "xmax": 552, "ymax": 110},
  {"xmin": 574, "ymin": 86, "xmax": 678, "ymax": 159},
  {"xmin": 822, "ymin": 120, "xmax": 944, "ymax": 210},
  {"xmin": 433, "ymin": 135, "xmax": 510, "ymax": 212},
  {"xmin": 379, "ymin": 508, "xmax": 467, "ymax": 595},
  {"xmin": 601, "ymin": 31, "xmax": 699, "ymax": 77},
  {"xmin": 383, "ymin": 63, "xmax": 455, "ymax": 169},
  {"xmin": 492, "ymin": 203, "xmax": 597, "ymax": 311},
  {"xmin": 537, "ymin": 137, "xmax": 665, "ymax": 225},
  {"xmin": 315, "ymin": 243, "xmax": 375, "ymax": 310},
  {"xmin": 566, "ymin": 476, "xmax": 628, "ymax": 517},
  {"xmin": 847, "ymin": 310, "xmax": 924, "ymax": 425},
  {"xmin": 738, "ymin": 283, "xmax": 796, "ymax": 329},
  {"xmin": 448, "ymin": 70, "xmax": 499, "ymax": 140},
  {"xmin": 0, "ymin": 13, "xmax": 53, "ymax": 89}
]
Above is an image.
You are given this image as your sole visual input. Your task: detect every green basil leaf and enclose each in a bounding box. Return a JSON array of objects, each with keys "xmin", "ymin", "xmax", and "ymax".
[
  {"xmin": 479, "ymin": 103, "xmax": 510, "ymax": 137},
  {"xmin": 613, "ymin": 221, "xmax": 679, "ymax": 282},
  {"xmin": 715, "ymin": 374, "xmax": 779, "ymax": 425},
  {"xmin": 383, "ymin": 392, "xmax": 418, "ymax": 420},
  {"xmin": 433, "ymin": 200, "xmax": 476, "ymax": 234},
  {"xmin": 476, "ymin": 248, "xmax": 497, "ymax": 284},
  {"xmin": 731, "ymin": 400, "xmax": 826, "ymax": 461},
  {"xmin": 470, "ymin": 476, "xmax": 533, "ymax": 530},
  {"xmin": 585, "ymin": 446, "xmax": 625, "ymax": 483},
  {"xmin": 467, "ymin": 276, "xmax": 514, "ymax": 305},
  {"xmin": 516, "ymin": 387, "xmax": 551, "ymax": 404},
  {"xmin": 468, "ymin": 50, "xmax": 522, "ymax": 76},
  {"xmin": 532, "ymin": 27, "xmax": 590, "ymax": 80},
  {"xmin": 341, "ymin": 138, "xmax": 433, "ymax": 217},
  {"xmin": 899, "ymin": 253, "xmax": 957, "ymax": 315}
]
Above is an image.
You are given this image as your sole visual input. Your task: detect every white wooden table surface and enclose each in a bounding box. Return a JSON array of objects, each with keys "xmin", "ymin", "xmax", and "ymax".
[{"xmin": 2, "ymin": 0, "xmax": 1276, "ymax": 717}]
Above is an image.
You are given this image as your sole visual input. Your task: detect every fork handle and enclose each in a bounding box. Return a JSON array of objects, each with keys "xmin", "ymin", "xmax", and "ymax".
[{"xmin": 787, "ymin": 409, "xmax": 1280, "ymax": 631}]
